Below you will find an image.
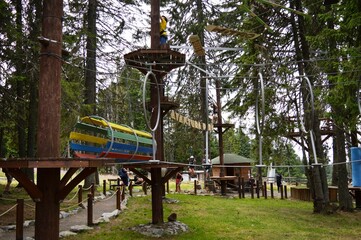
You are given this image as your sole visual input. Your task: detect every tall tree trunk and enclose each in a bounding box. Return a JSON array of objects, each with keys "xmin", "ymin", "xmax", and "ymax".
[
  {"xmin": 323, "ymin": 3, "xmax": 353, "ymax": 211},
  {"xmin": 331, "ymin": 139, "xmax": 338, "ymax": 186},
  {"xmin": 293, "ymin": 0, "xmax": 329, "ymax": 213},
  {"xmin": 15, "ymin": 0, "xmax": 26, "ymax": 158},
  {"xmin": 84, "ymin": 0, "xmax": 97, "ymax": 114},
  {"xmin": 84, "ymin": 0, "xmax": 98, "ymax": 187},
  {"xmin": 24, "ymin": 0, "xmax": 43, "ymax": 183},
  {"xmin": 334, "ymin": 126, "xmax": 353, "ymax": 210},
  {"xmin": 14, "ymin": 0, "xmax": 30, "ymax": 187}
]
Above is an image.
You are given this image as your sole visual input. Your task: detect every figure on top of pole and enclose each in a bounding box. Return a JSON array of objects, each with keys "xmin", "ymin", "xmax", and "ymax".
[{"xmin": 160, "ymin": 15, "xmax": 168, "ymax": 49}]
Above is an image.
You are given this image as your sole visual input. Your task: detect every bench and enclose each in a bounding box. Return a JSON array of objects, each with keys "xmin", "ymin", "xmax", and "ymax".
[
  {"xmin": 129, "ymin": 179, "xmax": 148, "ymax": 196},
  {"xmin": 68, "ymin": 116, "xmax": 153, "ymax": 162},
  {"xmin": 290, "ymin": 186, "xmax": 340, "ymax": 202},
  {"xmin": 108, "ymin": 178, "xmax": 124, "ymax": 190}
]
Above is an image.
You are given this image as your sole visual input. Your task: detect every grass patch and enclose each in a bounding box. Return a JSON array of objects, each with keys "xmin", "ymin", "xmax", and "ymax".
[{"xmin": 63, "ymin": 194, "xmax": 361, "ymax": 240}]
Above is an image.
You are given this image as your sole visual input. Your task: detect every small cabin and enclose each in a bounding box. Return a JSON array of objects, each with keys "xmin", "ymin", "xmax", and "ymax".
[{"xmin": 211, "ymin": 153, "xmax": 255, "ymax": 183}]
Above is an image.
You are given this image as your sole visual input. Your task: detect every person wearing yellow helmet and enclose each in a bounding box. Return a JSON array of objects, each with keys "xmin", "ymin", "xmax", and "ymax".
[{"xmin": 160, "ymin": 16, "xmax": 168, "ymax": 45}]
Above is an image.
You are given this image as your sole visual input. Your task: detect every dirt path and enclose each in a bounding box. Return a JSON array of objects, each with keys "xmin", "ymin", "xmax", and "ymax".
[{"xmin": 0, "ymin": 191, "xmax": 122, "ymax": 239}]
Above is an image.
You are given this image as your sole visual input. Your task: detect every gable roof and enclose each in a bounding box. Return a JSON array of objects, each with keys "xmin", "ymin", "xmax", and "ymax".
[{"xmin": 211, "ymin": 153, "xmax": 255, "ymax": 165}]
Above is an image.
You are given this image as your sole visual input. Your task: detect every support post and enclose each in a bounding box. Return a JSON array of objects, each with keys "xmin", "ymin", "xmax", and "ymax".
[
  {"xmin": 194, "ymin": 180, "xmax": 197, "ymax": 195},
  {"xmin": 87, "ymin": 194, "xmax": 93, "ymax": 226},
  {"xmin": 78, "ymin": 185, "xmax": 83, "ymax": 207},
  {"xmin": 91, "ymin": 183, "xmax": 95, "ymax": 198},
  {"xmin": 238, "ymin": 177, "xmax": 242, "ymax": 199},
  {"xmin": 35, "ymin": 0, "xmax": 63, "ymax": 239},
  {"xmin": 251, "ymin": 183, "xmax": 254, "ymax": 199},
  {"xmin": 241, "ymin": 177, "xmax": 245, "ymax": 198},
  {"xmin": 16, "ymin": 199, "xmax": 24, "ymax": 240},
  {"xmin": 151, "ymin": 167, "xmax": 163, "ymax": 224},
  {"xmin": 264, "ymin": 181, "xmax": 267, "ymax": 199},
  {"xmin": 116, "ymin": 187, "xmax": 121, "ymax": 210},
  {"xmin": 129, "ymin": 181, "xmax": 133, "ymax": 197},
  {"xmin": 103, "ymin": 180, "xmax": 106, "ymax": 195}
]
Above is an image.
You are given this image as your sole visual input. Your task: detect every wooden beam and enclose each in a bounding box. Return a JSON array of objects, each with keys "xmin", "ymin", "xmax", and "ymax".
[
  {"xmin": 59, "ymin": 168, "xmax": 78, "ymax": 189},
  {"xmin": 131, "ymin": 168, "xmax": 152, "ymax": 185},
  {"xmin": 7, "ymin": 168, "xmax": 42, "ymax": 201},
  {"xmin": 58, "ymin": 167, "xmax": 97, "ymax": 201},
  {"xmin": 150, "ymin": 167, "xmax": 163, "ymax": 224},
  {"xmin": 161, "ymin": 167, "xmax": 183, "ymax": 184}
]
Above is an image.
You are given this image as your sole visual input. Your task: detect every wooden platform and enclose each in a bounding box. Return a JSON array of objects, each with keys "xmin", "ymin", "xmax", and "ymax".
[
  {"xmin": 124, "ymin": 48, "xmax": 185, "ymax": 79},
  {"xmin": 0, "ymin": 157, "xmax": 116, "ymax": 168},
  {"xmin": 291, "ymin": 186, "xmax": 361, "ymax": 207}
]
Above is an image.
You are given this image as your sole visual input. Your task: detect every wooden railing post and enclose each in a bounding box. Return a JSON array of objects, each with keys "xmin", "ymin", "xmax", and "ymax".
[
  {"xmin": 116, "ymin": 187, "xmax": 121, "ymax": 210},
  {"xmin": 241, "ymin": 178, "xmax": 245, "ymax": 198},
  {"xmin": 264, "ymin": 181, "xmax": 267, "ymax": 199},
  {"xmin": 238, "ymin": 177, "xmax": 241, "ymax": 199},
  {"xmin": 103, "ymin": 180, "xmax": 106, "ymax": 196},
  {"xmin": 129, "ymin": 181, "xmax": 133, "ymax": 197},
  {"xmin": 91, "ymin": 183, "xmax": 95, "ymax": 198},
  {"xmin": 284, "ymin": 185, "xmax": 288, "ymax": 199},
  {"xmin": 280, "ymin": 184, "xmax": 284, "ymax": 199},
  {"xmin": 251, "ymin": 182, "xmax": 254, "ymax": 199},
  {"xmin": 16, "ymin": 199, "xmax": 24, "ymax": 240},
  {"xmin": 270, "ymin": 183, "xmax": 274, "ymax": 199},
  {"xmin": 121, "ymin": 185, "xmax": 125, "ymax": 200},
  {"xmin": 194, "ymin": 180, "xmax": 197, "ymax": 195},
  {"xmin": 87, "ymin": 194, "xmax": 93, "ymax": 226},
  {"xmin": 143, "ymin": 182, "xmax": 147, "ymax": 195},
  {"xmin": 78, "ymin": 185, "xmax": 83, "ymax": 207},
  {"xmin": 256, "ymin": 180, "xmax": 260, "ymax": 198},
  {"xmin": 117, "ymin": 178, "xmax": 121, "ymax": 187}
]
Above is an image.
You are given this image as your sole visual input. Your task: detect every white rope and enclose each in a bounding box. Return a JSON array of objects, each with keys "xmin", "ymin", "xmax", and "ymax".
[
  {"xmin": 120, "ymin": 158, "xmax": 360, "ymax": 170},
  {"xmin": 24, "ymin": 202, "xmax": 35, "ymax": 209},
  {"xmin": 0, "ymin": 203, "xmax": 17, "ymax": 218},
  {"xmin": 82, "ymin": 185, "xmax": 93, "ymax": 191},
  {"xmin": 60, "ymin": 198, "xmax": 89, "ymax": 211},
  {"xmin": 63, "ymin": 187, "xmax": 81, "ymax": 203},
  {"xmin": 96, "ymin": 191, "xmax": 118, "ymax": 202},
  {"xmin": 0, "ymin": 196, "xmax": 17, "ymax": 202}
]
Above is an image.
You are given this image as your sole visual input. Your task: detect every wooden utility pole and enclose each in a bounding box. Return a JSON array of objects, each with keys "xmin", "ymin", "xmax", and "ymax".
[
  {"xmin": 214, "ymin": 78, "xmax": 234, "ymax": 195},
  {"xmin": 124, "ymin": 0, "xmax": 185, "ymax": 224},
  {"xmin": 36, "ymin": 0, "xmax": 63, "ymax": 239},
  {"xmin": 150, "ymin": 0, "xmax": 164, "ymax": 224}
]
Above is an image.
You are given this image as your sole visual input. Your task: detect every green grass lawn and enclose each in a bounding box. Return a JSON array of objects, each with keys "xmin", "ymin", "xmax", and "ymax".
[
  {"xmin": 63, "ymin": 193, "xmax": 361, "ymax": 240},
  {"xmin": 2, "ymin": 174, "xmax": 360, "ymax": 240}
]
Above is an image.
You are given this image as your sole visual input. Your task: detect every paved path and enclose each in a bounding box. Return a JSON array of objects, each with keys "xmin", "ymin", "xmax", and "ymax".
[{"xmin": 0, "ymin": 192, "xmax": 122, "ymax": 239}]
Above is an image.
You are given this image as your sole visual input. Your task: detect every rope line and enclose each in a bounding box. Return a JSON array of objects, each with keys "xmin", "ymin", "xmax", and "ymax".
[
  {"xmin": 97, "ymin": 191, "xmax": 117, "ymax": 202},
  {"xmin": 63, "ymin": 187, "xmax": 81, "ymax": 203},
  {"xmin": 60, "ymin": 198, "xmax": 88, "ymax": 211},
  {"xmin": 131, "ymin": 158, "xmax": 361, "ymax": 170},
  {"xmin": 24, "ymin": 202, "xmax": 35, "ymax": 209},
  {"xmin": 82, "ymin": 185, "xmax": 93, "ymax": 191},
  {"xmin": 0, "ymin": 196, "xmax": 17, "ymax": 202},
  {"xmin": 0, "ymin": 203, "xmax": 17, "ymax": 218}
]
